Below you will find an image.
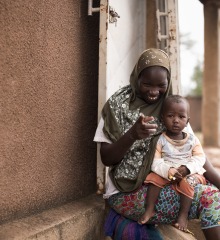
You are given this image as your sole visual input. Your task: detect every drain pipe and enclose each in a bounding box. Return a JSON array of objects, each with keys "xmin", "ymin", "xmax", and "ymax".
[{"xmin": 88, "ymin": 0, "xmax": 100, "ymax": 16}]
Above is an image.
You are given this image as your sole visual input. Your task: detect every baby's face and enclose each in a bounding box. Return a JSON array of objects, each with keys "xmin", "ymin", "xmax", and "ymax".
[{"xmin": 162, "ymin": 101, "xmax": 189, "ymax": 134}]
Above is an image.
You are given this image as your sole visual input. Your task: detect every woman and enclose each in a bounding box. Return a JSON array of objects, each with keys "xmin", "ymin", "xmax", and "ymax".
[{"xmin": 94, "ymin": 48, "xmax": 220, "ymax": 239}]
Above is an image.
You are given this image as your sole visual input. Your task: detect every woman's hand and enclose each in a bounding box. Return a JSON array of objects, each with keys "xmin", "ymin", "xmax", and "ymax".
[
  {"xmin": 129, "ymin": 114, "xmax": 158, "ymax": 140},
  {"xmin": 100, "ymin": 114, "xmax": 158, "ymax": 166}
]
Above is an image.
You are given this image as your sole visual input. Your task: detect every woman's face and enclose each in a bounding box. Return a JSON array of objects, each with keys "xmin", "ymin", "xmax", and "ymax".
[{"xmin": 137, "ymin": 66, "xmax": 168, "ymax": 104}]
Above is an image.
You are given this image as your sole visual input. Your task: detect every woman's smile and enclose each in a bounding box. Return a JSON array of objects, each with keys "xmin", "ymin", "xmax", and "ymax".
[{"xmin": 145, "ymin": 94, "xmax": 160, "ymax": 103}]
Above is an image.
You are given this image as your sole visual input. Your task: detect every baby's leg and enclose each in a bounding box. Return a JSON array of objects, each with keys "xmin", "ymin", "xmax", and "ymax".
[
  {"xmin": 174, "ymin": 194, "xmax": 192, "ymax": 231},
  {"xmin": 173, "ymin": 174, "xmax": 205, "ymax": 231},
  {"xmin": 138, "ymin": 184, "xmax": 161, "ymax": 224}
]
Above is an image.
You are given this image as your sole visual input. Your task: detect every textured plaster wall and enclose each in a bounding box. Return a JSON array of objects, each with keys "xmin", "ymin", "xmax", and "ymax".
[{"xmin": 0, "ymin": 0, "xmax": 99, "ymax": 223}]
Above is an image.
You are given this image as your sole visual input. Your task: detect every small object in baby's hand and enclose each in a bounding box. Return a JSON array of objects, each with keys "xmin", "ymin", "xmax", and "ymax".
[{"xmin": 169, "ymin": 175, "xmax": 176, "ymax": 181}]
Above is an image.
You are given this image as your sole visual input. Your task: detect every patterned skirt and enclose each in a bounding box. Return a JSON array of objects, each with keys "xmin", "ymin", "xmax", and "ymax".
[{"xmin": 105, "ymin": 183, "xmax": 220, "ymax": 239}]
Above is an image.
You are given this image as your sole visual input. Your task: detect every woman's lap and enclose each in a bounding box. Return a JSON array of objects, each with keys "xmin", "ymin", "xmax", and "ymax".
[{"xmin": 108, "ymin": 183, "xmax": 220, "ymax": 229}]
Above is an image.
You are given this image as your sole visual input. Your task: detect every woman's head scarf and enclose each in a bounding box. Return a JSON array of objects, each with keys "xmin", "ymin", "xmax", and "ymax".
[
  {"xmin": 102, "ymin": 48, "xmax": 172, "ymax": 192},
  {"xmin": 130, "ymin": 48, "xmax": 171, "ymax": 100}
]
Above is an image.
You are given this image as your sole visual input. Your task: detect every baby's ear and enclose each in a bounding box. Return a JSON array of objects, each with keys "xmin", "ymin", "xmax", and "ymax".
[
  {"xmin": 187, "ymin": 117, "xmax": 190, "ymax": 124},
  {"xmin": 160, "ymin": 114, "xmax": 164, "ymax": 123}
]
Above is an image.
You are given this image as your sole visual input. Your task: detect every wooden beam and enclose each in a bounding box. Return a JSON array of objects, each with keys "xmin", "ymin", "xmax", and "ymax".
[{"xmin": 198, "ymin": 0, "xmax": 220, "ymax": 7}]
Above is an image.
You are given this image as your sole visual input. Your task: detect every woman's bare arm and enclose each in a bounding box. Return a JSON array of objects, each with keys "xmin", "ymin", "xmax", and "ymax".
[
  {"xmin": 100, "ymin": 115, "xmax": 157, "ymax": 166},
  {"xmin": 100, "ymin": 130, "xmax": 136, "ymax": 166},
  {"xmin": 204, "ymin": 158, "xmax": 220, "ymax": 189}
]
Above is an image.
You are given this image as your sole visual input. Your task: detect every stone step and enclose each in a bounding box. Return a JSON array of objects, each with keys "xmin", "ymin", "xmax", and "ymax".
[
  {"xmin": 0, "ymin": 195, "xmax": 207, "ymax": 240},
  {"xmin": 0, "ymin": 194, "xmax": 105, "ymax": 240},
  {"xmin": 158, "ymin": 220, "xmax": 205, "ymax": 240}
]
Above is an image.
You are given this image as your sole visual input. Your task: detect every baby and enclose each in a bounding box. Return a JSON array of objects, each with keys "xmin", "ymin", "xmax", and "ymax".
[{"xmin": 138, "ymin": 95, "xmax": 206, "ymax": 232}]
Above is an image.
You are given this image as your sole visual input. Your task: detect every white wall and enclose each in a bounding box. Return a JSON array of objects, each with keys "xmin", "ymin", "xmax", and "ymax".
[{"xmin": 106, "ymin": 0, "xmax": 146, "ymax": 98}]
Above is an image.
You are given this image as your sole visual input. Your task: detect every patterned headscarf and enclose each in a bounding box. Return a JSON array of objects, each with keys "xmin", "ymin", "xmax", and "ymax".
[
  {"xmin": 130, "ymin": 48, "xmax": 171, "ymax": 102},
  {"xmin": 102, "ymin": 48, "xmax": 172, "ymax": 192}
]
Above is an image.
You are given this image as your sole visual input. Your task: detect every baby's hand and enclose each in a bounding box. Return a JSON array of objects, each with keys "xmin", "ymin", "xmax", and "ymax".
[{"xmin": 168, "ymin": 168, "xmax": 182, "ymax": 182}]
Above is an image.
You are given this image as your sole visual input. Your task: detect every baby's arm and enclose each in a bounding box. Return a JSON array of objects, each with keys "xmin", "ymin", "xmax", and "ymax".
[{"xmin": 151, "ymin": 141, "xmax": 174, "ymax": 180}]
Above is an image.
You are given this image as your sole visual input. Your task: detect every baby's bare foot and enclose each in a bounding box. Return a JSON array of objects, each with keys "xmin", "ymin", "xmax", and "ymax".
[
  {"xmin": 173, "ymin": 216, "xmax": 188, "ymax": 232},
  {"xmin": 138, "ymin": 210, "xmax": 155, "ymax": 225}
]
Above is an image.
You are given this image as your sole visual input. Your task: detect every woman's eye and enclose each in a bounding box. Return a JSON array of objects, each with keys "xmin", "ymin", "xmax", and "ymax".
[{"xmin": 143, "ymin": 84, "xmax": 151, "ymax": 87}]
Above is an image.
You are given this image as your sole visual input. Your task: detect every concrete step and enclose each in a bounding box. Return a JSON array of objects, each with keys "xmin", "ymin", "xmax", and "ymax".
[
  {"xmin": 0, "ymin": 194, "xmax": 105, "ymax": 240},
  {"xmin": 0, "ymin": 195, "xmax": 206, "ymax": 240},
  {"xmin": 158, "ymin": 220, "xmax": 205, "ymax": 240}
]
